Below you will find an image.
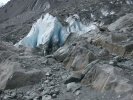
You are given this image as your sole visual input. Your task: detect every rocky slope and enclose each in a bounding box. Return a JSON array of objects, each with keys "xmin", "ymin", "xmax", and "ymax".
[
  {"xmin": 0, "ymin": 0, "xmax": 133, "ymax": 43},
  {"xmin": 0, "ymin": 0, "xmax": 133, "ymax": 100}
]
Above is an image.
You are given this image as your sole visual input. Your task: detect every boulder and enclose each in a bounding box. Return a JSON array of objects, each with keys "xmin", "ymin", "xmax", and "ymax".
[
  {"xmin": 0, "ymin": 61, "xmax": 46, "ymax": 89},
  {"xmin": 108, "ymin": 13, "xmax": 133, "ymax": 31},
  {"xmin": 103, "ymin": 41, "xmax": 126, "ymax": 56},
  {"xmin": 64, "ymin": 71, "xmax": 84, "ymax": 84},
  {"xmin": 91, "ymin": 13, "xmax": 133, "ymax": 56},
  {"xmin": 64, "ymin": 41, "xmax": 96, "ymax": 71},
  {"xmin": 98, "ymin": 48, "xmax": 110, "ymax": 57},
  {"xmin": 103, "ymin": 41, "xmax": 133, "ymax": 56},
  {"xmin": 111, "ymin": 32, "xmax": 128, "ymax": 43},
  {"xmin": 65, "ymin": 60, "xmax": 99, "ymax": 84},
  {"xmin": 67, "ymin": 82, "xmax": 81, "ymax": 92},
  {"xmin": 82, "ymin": 63, "xmax": 133, "ymax": 93},
  {"xmin": 53, "ymin": 45, "xmax": 71, "ymax": 62},
  {"xmin": 92, "ymin": 32, "xmax": 133, "ymax": 56},
  {"xmin": 54, "ymin": 38, "xmax": 97, "ymax": 71},
  {"xmin": 64, "ymin": 47, "xmax": 95, "ymax": 71},
  {"xmin": 42, "ymin": 95, "xmax": 52, "ymax": 100},
  {"xmin": 0, "ymin": 41, "xmax": 19, "ymax": 63}
]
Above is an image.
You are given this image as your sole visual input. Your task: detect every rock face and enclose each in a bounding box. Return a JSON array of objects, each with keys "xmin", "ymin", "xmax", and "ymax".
[
  {"xmin": 0, "ymin": 41, "xmax": 18, "ymax": 63},
  {"xmin": 111, "ymin": 32, "xmax": 128, "ymax": 43},
  {"xmin": 82, "ymin": 63, "xmax": 133, "ymax": 94},
  {"xmin": 89, "ymin": 14, "xmax": 133, "ymax": 56},
  {"xmin": 64, "ymin": 46, "xmax": 95, "ymax": 71},
  {"xmin": 54, "ymin": 38, "xmax": 97, "ymax": 71},
  {"xmin": 108, "ymin": 13, "xmax": 133, "ymax": 31},
  {"xmin": 0, "ymin": 61, "xmax": 46, "ymax": 89},
  {"xmin": 94, "ymin": 35, "xmax": 133, "ymax": 56},
  {"xmin": 0, "ymin": 61, "xmax": 22, "ymax": 89}
]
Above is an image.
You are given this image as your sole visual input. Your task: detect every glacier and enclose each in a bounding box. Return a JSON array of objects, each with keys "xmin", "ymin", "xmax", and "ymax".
[{"xmin": 15, "ymin": 13, "xmax": 96, "ymax": 48}]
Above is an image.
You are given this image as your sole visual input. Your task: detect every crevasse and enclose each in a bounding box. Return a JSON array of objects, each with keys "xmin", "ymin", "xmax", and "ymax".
[{"xmin": 15, "ymin": 13, "xmax": 96, "ymax": 48}]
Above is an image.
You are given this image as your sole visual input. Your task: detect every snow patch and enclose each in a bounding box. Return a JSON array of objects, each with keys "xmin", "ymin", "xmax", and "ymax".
[{"xmin": 15, "ymin": 13, "xmax": 97, "ymax": 48}]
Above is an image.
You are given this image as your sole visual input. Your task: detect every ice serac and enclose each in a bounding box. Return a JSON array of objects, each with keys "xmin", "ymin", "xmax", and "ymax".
[
  {"xmin": 15, "ymin": 13, "xmax": 67, "ymax": 48},
  {"xmin": 66, "ymin": 14, "xmax": 91, "ymax": 35},
  {"xmin": 15, "ymin": 13, "xmax": 94, "ymax": 48}
]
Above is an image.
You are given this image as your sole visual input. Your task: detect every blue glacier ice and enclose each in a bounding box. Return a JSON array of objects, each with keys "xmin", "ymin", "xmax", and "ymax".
[
  {"xmin": 15, "ymin": 13, "xmax": 96, "ymax": 48},
  {"xmin": 66, "ymin": 14, "xmax": 91, "ymax": 35}
]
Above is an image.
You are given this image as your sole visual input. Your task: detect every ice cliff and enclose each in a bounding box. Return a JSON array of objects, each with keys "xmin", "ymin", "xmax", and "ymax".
[{"xmin": 15, "ymin": 13, "xmax": 96, "ymax": 48}]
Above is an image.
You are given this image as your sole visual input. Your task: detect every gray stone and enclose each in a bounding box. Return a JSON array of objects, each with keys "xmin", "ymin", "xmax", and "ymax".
[
  {"xmin": 108, "ymin": 13, "xmax": 133, "ymax": 31},
  {"xmin": 64, "ymin": 71, "xmax": 84, "ymax": 84},
  {"xmin": 52, "ymin": 94, "xmax": 57, "ymax": 98},
  {"xmin": 42, "ymin": 95, "xmax": 52, "ymax": 100},
  {"xmin": 75, "ymin": 90, "xmax": 81, "ymax": 96},
  {"xmin": 67, "ymin": 82, "xmax": 81, "ymax": 92},
  {"xmin": 53, "ymin": 46, "xmax": 70, "ymax": 62},
  {"xmin": 49, "ymin": 88, "xmax": 60, "ymax": 96},
  {"xmin": 65, "ymin": 60, "xmax": 99, "ymax": 84},
  {"xmin": 109, "ymin": 60, "xmax": 117, "ymax": 66},
  {"xmin": 50, "ymin": 81, "xmax": 55, "ymax": 86},
  {"xmin": 98, "ymin": 49, "xmax": 109, "ymax": 57},
  {"xmin": 34, "ymin": 97, "xmax": 40, "ymax": 100},
  {"xmin": 44, "ymin": 80, "xmax": 50, "ymax": 84},
  {"xmin": 54, "ymin": 88, "xmax": 60, "ymax": 96},
  {"xmin": 46, "ymin": 72, "xmax": 52, "ymax": 77},
  {"xmin": 111, "ymin": 32, "xmax": 128, "ymax": 43},
  {"xmin": 28, "ymin": 92, "xmax": 38, "ymax": 99},
  {"xmin": 65, "ymin": 42, "xmax": 96, "ymax": 71},
  {"xmin": 82, "ymin": 63, "xmax": 133, "ymax": 93},
  {"xmin": 113, "ymin": 56, "xmax": 124, "ymax": 62},
  {"xmin": 0, "ymin": 61, "xmax": 46, "ymax": 89},
  {"xmin": 41, "ymin": 89, "xmax": 50, "ymax": 96},
  {"xmin": 10, "ymin": 92, "xmax": 17, "ymax": 98},
  {"xmin": 46, "ymin": 58, "xmax": 57, "ymax": 65},
  {"xmin": 3, "ymin": 95, "xmax": 12, "ymax": 100}
]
